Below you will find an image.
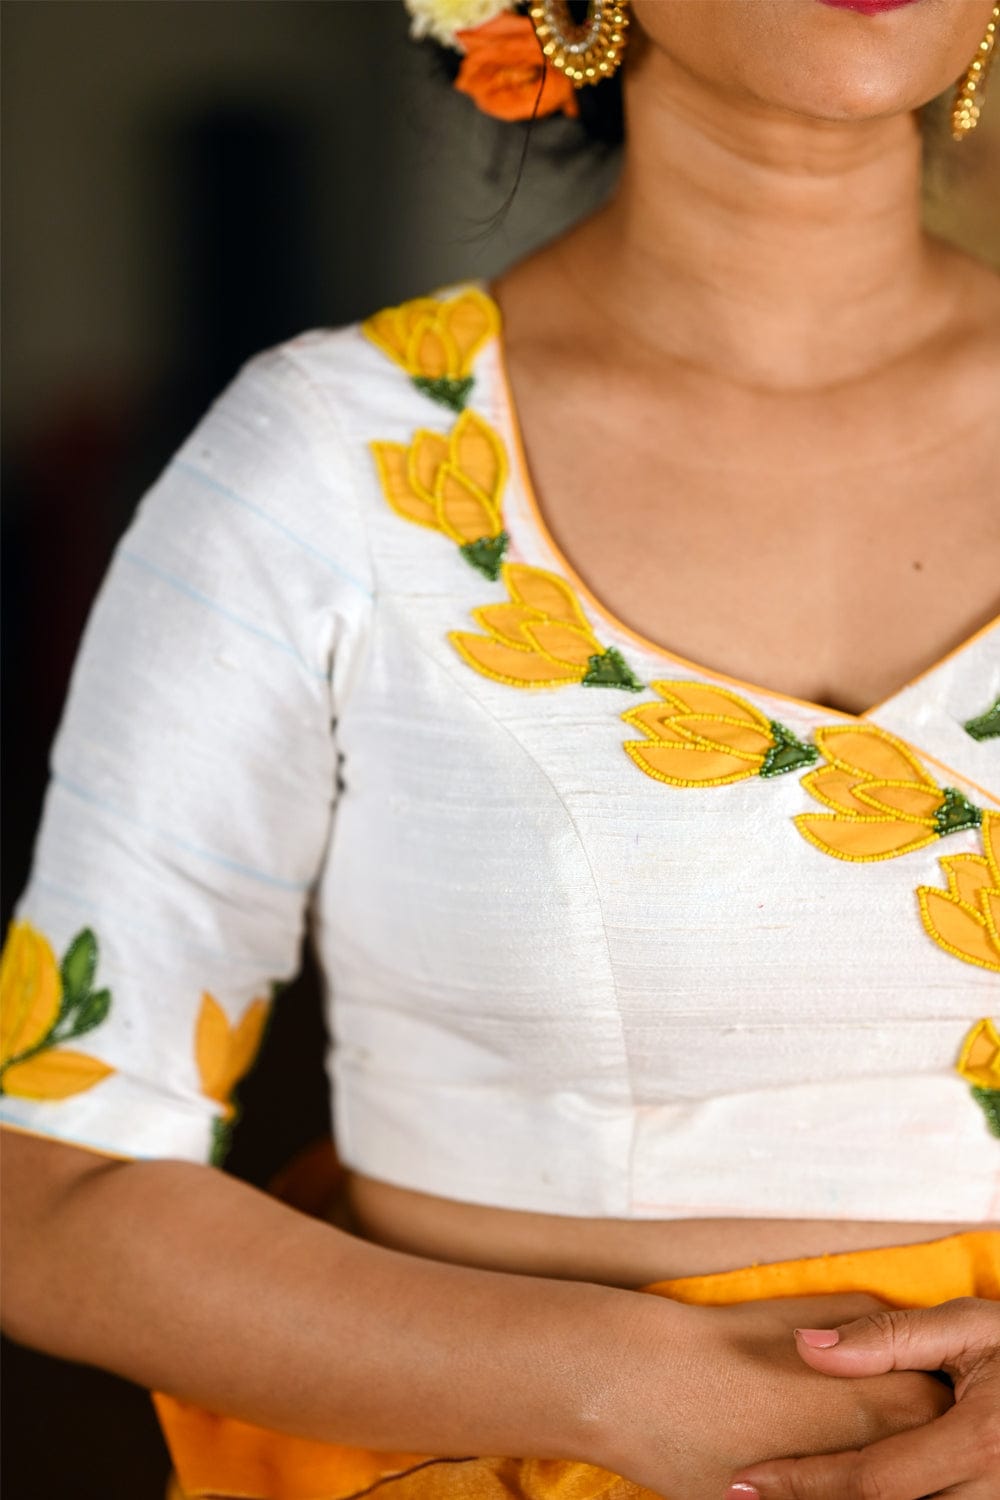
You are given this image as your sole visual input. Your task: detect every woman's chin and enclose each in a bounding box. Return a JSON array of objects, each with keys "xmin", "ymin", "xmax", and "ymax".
[{"xmin": 726, "ymin": 56, "xmax": 948, "ymax": 131}]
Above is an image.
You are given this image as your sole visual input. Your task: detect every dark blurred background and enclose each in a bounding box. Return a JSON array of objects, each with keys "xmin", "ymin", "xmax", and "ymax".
[{"xmin": 2, "ymin": 2, "xmax": 998, "ymax": 1494}]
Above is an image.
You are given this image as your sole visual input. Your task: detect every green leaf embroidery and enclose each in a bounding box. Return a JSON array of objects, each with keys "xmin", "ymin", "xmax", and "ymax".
[
  {"xmin": 460, "ymin": 532, "xmax": 509, "ymax": 581},
  {"xmin": 59, "ymin": 927, "xmax": 97, "ymax": 1013},
  {"xmin": 210, "ymin": 1116, "xmax": 234, "ymax": 1167},
  {"xmin": 581, "ymin": 647, "xmax": 645, "ymax": 693},
  {"xmin": 62, "ymin": 988, "xmax": 112, "ymax": 1042},
  {"xmin": 963, "ymin": 696, "xmax": 1000, "ymax": 742},
  {"xmin": 412, "ymin": 375, "xmax": 474, "ymax": 413},
  {"xmin": 760, "ymin": 722, "xmax": 820, "ymax": 780},
  {"xmin": 971, "ymin": 1087, "xmax": 1000, "ymax": 1138},
  {"xmin": 933, "ymin": 786, "xmax": 983, "ymax": 838}
]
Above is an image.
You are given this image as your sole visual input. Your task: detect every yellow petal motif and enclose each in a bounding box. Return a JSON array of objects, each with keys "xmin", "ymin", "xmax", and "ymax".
[
  {"xmin": 525, "ymin": 620, "xmax": 602, "ymax": 669},
  {"xmin": 435, "ymin": 465, "xmax": 501, "ymax": 545},
  {"xmin": 408, "ymin": 319, "xmax": 459, "ymax": 380},
  {"xmin": 0, "ymin": 920, "xmax": 61, "ymax": 1066},
  {"xmin": 917, "ymin": 811, "xmax": 1000, "ymax": 972},
  {"xmin": 0, "ymin": 921, "xmax": 114, "ymax": 1101},
  {"xmin": 956, "ymin": 1018, "xmax": 1000, "ymax": 1089},
  {"xmin": 361, "ymin": 299, "xmax": 436, "ymax": 369},
  {"xmin": 474, "ymin": 602, "xmax": 546, "ymax": 648},
  {"xmin": 450, "ymin": 633, "xmax": 585, "ymax": 687},
  {"xmin": 448, "ymin": 563, "xmax": 638, "ymax": 691},
  {"xmin": 624, "ymin": 740, "xmax": 764, "ymax": 787},
  {"xmin": 504, "ymin": 564, "xmax": 591, "ymax": 629},
  {"xmin": 370, "ymin": 442, "xmax": 438, "ymax": 530},
  {"xmin": 794, "ymin": 724, "xmax": 980, "ymax": 864},
  {"xmin": 195, "ymin": 992, "xmax": 270, "ymax": 1120},
  {"xmin": 451, "ymin": 410, "xmax": 506, "ymax": 504},
  {"xmin": 370, "ymin": 412, "xmax": 506, "ymax": 545},
  {"xmin": 796, "ymin": 816, "xmax": 940, "ymax": 862},
  {"xmin": 653, "ymin": 682, "xmax": 773, "ymax": 727},
  {"xmin": 852, "ymin": 781, "xmax": 946, "ymax": 823},
  {"xmin": 798, "ymin": 764, "xmax": 879, "ymax": 817},
  {"xmin": 441, "ymin": 291, "xmax": 499, "ymax": 375},
  {"xmin": 668, "ymin": 713, "xmax": 775, "ymax": 760},
  {"xmin": 362, "ymin": 290, "xmax": 499, "ymax": 380},
  {"xmin": 621, "ymin": 680, "xmax": 807, "ymax": 788},
  {"xmin": 409, "ymin": 430, "xmax": 450, "ymax": 504},
  {"xmin": 1, "ymin": 1050, "xmax": 113, "ymax": 1100},
  {"xmin": 622, "ymin": 700, "xmax": 692, "ymax": 744},
  {"xmin": 814, "ymin": 725, "xmax": 940, "ymax": 787}
]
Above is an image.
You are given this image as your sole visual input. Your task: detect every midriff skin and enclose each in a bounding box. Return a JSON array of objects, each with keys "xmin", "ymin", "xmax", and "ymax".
[{"xmin": 339, "ymin": 1173, "xmax": 985, "ymax": 1289}]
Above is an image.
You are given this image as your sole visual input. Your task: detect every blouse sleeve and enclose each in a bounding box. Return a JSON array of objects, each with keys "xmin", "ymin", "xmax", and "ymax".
[{"xmin": 0, "ymin": 343, "xmax": 373, "ymax": 1165}]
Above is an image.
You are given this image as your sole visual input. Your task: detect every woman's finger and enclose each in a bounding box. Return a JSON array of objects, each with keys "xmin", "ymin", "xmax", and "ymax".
[
  {"xmin": 726, "ymin": 1400, "xmax": 979, "ymax": 1500},
  {"xmin": 789, "ymin": 1299, "xmax": 1000, "ymax": 1383}
]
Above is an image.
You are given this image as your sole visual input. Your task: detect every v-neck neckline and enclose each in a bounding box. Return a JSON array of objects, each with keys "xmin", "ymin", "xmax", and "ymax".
[{"xmin": 479, "ymin": 280, "xmax": 1000, "ymax": 727}]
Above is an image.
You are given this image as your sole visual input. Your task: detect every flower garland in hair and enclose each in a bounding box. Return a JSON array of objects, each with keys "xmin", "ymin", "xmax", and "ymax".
[{"xmin": 404, "ymin": 0, "xmax": 579, "ymax": 121}]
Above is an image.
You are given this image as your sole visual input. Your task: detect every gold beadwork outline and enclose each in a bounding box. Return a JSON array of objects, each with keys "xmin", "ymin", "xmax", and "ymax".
[
  {"xmin": 528, "ymin": 0, "xmax": 629, "ymax": 87},
  {"xmin": 620, "ymin": 680, "xmax": 785, "ymax": 787},
  {"xmin": 952, "ymin": 3, "xmax": 1000, "ymax": 140},
  {"xmin": 916, "ymin": 815, "xmax": 1000, "ymax": 972}
]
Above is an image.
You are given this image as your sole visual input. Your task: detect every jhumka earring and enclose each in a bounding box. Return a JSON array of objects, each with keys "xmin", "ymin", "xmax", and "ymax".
[
  {"xmin": 952, "ymin": 2, "xmax": 999, "ymax": 140},
  {"xmin": 528, "ymin": 0, "xmax": 629, "ymax": 87}
]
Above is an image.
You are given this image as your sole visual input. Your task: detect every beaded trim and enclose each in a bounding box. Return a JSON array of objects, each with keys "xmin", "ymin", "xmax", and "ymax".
[
  {"xmin": 952, "ymin": 3, "xmax": 1000, "ymax": 141},
  {"xmin": 528, "ymin": 0, "xmax": 628, "ymax": 85}
]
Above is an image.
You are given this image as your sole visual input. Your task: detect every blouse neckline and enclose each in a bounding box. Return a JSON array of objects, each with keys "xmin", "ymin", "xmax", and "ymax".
[{"xmin": 480, "ymin": 280, "xmax": 1000, "ymax": 728}]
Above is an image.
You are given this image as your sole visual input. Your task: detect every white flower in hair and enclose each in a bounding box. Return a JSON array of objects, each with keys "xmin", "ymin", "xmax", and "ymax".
[{"xmin": 403, "ymin": 0, "xmax": 516, "ymax": 50}]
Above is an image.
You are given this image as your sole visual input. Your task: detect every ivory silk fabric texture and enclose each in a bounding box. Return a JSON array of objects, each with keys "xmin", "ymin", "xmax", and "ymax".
[
  {"xmin": 1, "ymin": 282, "xmax": 998, "ymax": 1221},
  {"xmin": 157, "ymin": 1229, "xmax": 1000, "ymax": 1500}
]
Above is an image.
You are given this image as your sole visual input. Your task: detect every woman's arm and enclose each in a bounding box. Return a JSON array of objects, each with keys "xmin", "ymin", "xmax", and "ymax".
[
  {"xmin": 1, "ymin": 1130, "xmax": 623, "ymax": 1461},
  {"xmin": 1, "ymin": 1130, "xmax": 951, "ymax": 1498}
]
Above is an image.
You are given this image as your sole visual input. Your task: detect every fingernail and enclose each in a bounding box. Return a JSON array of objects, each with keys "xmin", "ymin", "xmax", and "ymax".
[
  {"xmin": 794, "ymin": 1326, "xmax": 840, "ymax": 1348},
  {"xmin": 725, "ymin": 1487, "xmax": 761, "ymax": 1498}
]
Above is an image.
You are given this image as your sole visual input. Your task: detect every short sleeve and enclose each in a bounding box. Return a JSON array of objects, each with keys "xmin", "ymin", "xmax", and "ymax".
[{"xmin": 0, "ymin": 344, "xmax": 373, "ymax": 1164}]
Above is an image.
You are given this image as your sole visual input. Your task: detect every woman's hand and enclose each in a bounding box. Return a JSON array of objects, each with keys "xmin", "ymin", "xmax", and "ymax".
[
  {"xmin": 590, "ymin": 1292, "xmax": 952, "ymax": 1500},
  {"xmin": 725, "ymin": 1298, "xmax": 1000, "ymax": 1500}
]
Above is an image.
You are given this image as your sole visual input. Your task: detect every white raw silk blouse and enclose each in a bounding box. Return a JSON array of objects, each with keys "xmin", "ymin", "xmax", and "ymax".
[{"xmin": 2, "ymin": 283, "xmax": 998, "ymax": 1223}]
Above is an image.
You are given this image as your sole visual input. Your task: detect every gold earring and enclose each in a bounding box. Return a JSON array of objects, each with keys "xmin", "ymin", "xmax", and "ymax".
[
  {"xmin": 528, "ymin": 0, "xmax": 630, "ymax": 87},
  {"xmin": 952, "ymin": 2, "xmax": 999, "ymax": 140}
]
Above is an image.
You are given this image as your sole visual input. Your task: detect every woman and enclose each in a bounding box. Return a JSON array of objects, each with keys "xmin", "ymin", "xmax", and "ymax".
[{"xmin": 1, "ymin": 2, "xmax": 998, "ymax": 1497}]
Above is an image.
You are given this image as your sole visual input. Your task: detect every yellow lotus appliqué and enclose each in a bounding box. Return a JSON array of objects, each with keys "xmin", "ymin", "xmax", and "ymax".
[
  {"xmin": 449, "ymin": 563, "xmax": 643, "ymax": 691},
  {"xmin": 917, "ymin": 810, "xmax": 1000, "ymax": 973},
  {"xmin": 0, "ymin": 921, "xmax": 113, "ymax": 1100},
  {"xmin": 195, "ymin": 991, "xmax": 271, "ymax": 1164},
  {"xmin": 955, "ymin": 1017, "xmax": 1000, "ymax": 1138},
  {"xmin": 794, "ymin": 724, "xmax": 983, "ymax": 862},
  {"xmin": 371, "ymin": 409, "xmax": 510, "ymax": 579},
  {"xmin": 362, "ymin": 289, "xmax": 499, "ymax": 412},
  {"xmin": 622, "ymin": 681, "xmax": 818, "ymax": 787}
]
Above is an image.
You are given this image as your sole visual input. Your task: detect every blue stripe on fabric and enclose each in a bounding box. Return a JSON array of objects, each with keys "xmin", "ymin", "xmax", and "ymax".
[
  {"xmin": 28, "ymin": 876, "xmax": 290, "ymax": 970},
  {"xmin": 170, "ymin": 458, "xmax": 373, "ymax": 597},
  {"xmin": 119, "ymin": 550, "xmax": 328, "ymax": 682},
  {"xmin": 51, "ymin": 775, "xmax": 313, "ymax": 894}
]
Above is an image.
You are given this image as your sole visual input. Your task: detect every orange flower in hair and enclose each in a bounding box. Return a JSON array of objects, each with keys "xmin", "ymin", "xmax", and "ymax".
[{"xmin": 455, "ymin": 14, "xmax": 579, "ymax": 122}]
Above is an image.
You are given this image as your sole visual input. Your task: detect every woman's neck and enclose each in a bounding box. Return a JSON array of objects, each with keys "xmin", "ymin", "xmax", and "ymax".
[{"xmin": 545, "ymin": 47, "xmax": 955, "ymax": 392}]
